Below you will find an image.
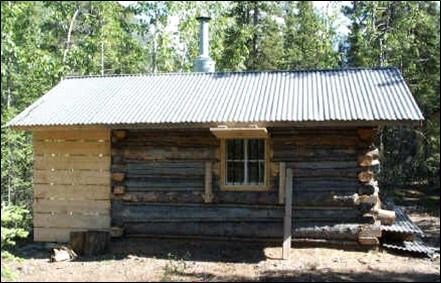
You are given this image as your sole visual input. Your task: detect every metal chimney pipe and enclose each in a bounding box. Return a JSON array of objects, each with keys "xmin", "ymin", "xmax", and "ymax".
[{"xmin": 194, "ymin": 14, "xmax": 215, "ymax": 72}]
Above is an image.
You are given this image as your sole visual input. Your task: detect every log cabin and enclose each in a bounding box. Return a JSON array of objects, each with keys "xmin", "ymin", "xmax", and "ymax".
[{"xmin": 6, "ymin": 16, "xmax": 424, "ymax": 255}]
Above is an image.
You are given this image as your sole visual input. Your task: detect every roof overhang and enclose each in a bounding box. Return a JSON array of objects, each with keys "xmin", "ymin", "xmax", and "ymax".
[
  {"xmin": 6, "ymin": 119, "xmax": 424, "ymax": 132},
  {"xmin": 210, "ymin": 126, "xmax": 268, "ymax": 139}
]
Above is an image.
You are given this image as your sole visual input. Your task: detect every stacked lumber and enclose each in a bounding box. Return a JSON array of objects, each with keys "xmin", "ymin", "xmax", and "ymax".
[{"xmin": 32, "ymin": 129, "xmax": 111, "ymax": 242}]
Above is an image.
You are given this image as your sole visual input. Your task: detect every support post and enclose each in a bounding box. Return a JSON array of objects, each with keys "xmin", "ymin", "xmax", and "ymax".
[
  {"xmin": 282, "ymin": 168, "xmax": 293, "ymax": 260},
  {"xmin": 204, "ymin": 161, "xmax": 213, "ymax": 203},
  {"xmin": 278, "ymin": 162, "xmax": 286, "ymax": 204}
]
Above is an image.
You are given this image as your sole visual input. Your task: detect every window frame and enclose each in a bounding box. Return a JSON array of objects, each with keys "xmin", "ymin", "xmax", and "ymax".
[{"xmin": 220, "ymin": 137, "xmax": 270, "ymax": 191}]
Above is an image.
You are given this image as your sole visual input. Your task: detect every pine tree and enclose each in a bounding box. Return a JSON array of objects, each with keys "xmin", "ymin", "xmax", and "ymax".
[
  {"xmin": 283, "ymin": 1, "xmax": 339, "ymax": 69},
  {"xmin": 219, "ymin": 1, "xmax": 284, "ymax": 71}
]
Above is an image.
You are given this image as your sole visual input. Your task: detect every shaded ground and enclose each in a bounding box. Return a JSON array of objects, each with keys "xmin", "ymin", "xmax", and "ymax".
[
  {"xmin": 3, "ymin": 184, "xmax": 439, "ymax": 282},
  {"xmin": 2, "ymin": 236, "xmax": 440, "ymax": 282}
]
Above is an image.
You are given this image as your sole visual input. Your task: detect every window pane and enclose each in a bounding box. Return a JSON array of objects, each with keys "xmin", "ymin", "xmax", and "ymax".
[
  {"xmin": 226, "ymin": 161, "xmax": 244, "ymax": 184},
  {"xmin": 247, "ymin": 139, "xmax": 264, "ymax": 160},
  {"xmin": 259, "ymin": 161, "xmax": 265, "ymax": 183},
  {"xmin": 226, "ymin": 139, "xmax": 244, "ymax": 160},
  {"xmin": 248, "ymin": 161, "xmax": 265, "ymax": 184},
  {"xmin": 248, "ymin": 162, "xmax": 259, "ymax": 183}
]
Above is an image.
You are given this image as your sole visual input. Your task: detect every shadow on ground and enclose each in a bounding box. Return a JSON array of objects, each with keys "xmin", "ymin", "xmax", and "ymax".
[{"xmin": 171, "ymin": 269, "xmax": 440, "ymax": 282}]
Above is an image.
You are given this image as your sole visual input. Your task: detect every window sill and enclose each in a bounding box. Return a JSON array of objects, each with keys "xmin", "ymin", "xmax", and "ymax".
[{"xmin": 220, "ymin": 184, "xmax": 270, "ymax": 192}]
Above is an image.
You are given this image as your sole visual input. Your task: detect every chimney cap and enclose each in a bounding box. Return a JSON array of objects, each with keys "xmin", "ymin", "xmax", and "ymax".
[{"xmin": 196, "ymin": 14, "xmax": 211, "ymax": 21}]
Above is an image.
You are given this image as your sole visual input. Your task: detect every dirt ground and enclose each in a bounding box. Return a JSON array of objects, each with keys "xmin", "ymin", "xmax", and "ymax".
[
  {"xmin": 3, "ymin": 222, "xmax": 440, "ymax": 282},
  {"xmin": 3, "ymin": 186, "xmax": 440, "ymax": 282}
]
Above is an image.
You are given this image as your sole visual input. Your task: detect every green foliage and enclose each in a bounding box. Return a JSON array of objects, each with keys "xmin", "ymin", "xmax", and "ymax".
[
  {"xmin": 344, "ymin": 1, "xmax": 440, "ymax": 187},
  {"xmin": 1, "ymin": 266, "xmax": 16, "ymax": 281},
  {"xmin": 1, "ymin": 204, "xmax": 30, "ymax": 252},
  {"xmin": 283, "ymin": 1, "xmax": 339, "ymax": 69}
]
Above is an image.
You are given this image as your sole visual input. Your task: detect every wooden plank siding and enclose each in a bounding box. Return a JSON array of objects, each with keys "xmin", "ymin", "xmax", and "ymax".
[
  {"xmin": 110, "ymin": 127, "xmax": 380, "ymax": 246},
  {"xmin": 32, "ymin": 129, "xmax": 111, "ymax": 242}
]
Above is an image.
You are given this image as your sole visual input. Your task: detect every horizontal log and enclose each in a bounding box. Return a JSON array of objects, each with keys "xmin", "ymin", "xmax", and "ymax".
[
  {"xmin": 124, "ymin": 186, "xmax": 204, "ymax": 192},
  {"xmin": 111, "ymin": 162, "xmax": 205, "ymax": 175},
  {"xmin": 269, "ymin": 128, "xmax": 358, "ymax": 136},
  {"xmin": 112, "ymin": 202, "xmax": 368, "ymax": 225},
  {"xmin": 358, "ymin": 237, "xmax": 379, "ymax": 245},
  {"xmin": 123, "ymin": 221, "xmax": 361, "ymax": 241},
  {"xmin": 293, "ymin": 223, "xmax": 360, "ymax": 240},
  {"xmin": 293, "ymin": 180, "xmax": 360, "ymax": 191},
  {"xmin": 111, "ymin": 147, "xmax": 216, "ymax": 161},
  {"xmin": 288, "ymin": 161, "xmax": 357, "ymax": 169},
  {"xmin": 33, "ymin": 129, "xmax": 109, "ymax": 141},
  {"xmin": 212, "ymin": 191, "xmax": 279, "ymax": 205},
  {"xmin": 124, "ymin": 180, "xmax": 204, "ymax": 190},
  {"xmin": 34, "ymin": 141, "xmax": 109, "ymax": 155},
  {"xmin": 112, "ymin": 202, "xmax": 283, "ymax": 224},
  {"xmin": 34, "ymin": 170, "xmax": 110, "ymax": 185},
  {"xmin": 34, "ymin": 155, "xmax": 110, "ymax": 170},
  {"xmin": 34, "ymin": 213, "xmax": 110, "ymax": 229},
  {"xmin": 271, "ymin": 136, "xmax": 360, "ymax": 147},
  {"xmin": 33, "ymin": 199, "xmax": 110, "ymax": 215},
  {"xmin": 273, "ymin": 148, "xmax": 358, "ymax": 162},
  {"xmin": 292, "ymin": 208, "xmax": 363, "ymax": 222},
  {"xmin": 115, "ymin": 191, "xmax": 204, "ymax": 203},
  {"xmin": 114, "ymin": 137, "xmax": 219, "ymax": 148},
  {"xmin": 291, "ymin": 168, "xmax": 359, "ymax": 178},
  {"xmin": 124, "ymin": 221, "xmax": 282, "ymax": 238},
  {"xmin": 293, "ymin": 192, "xmax": 357, "ymax": 207},
  {"xmin": 34, "ymin": 184, "xmax": 110, "ymax": 200}
]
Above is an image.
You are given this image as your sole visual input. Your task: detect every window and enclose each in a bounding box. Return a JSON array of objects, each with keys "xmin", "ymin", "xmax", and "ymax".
[{"xmin": 221, "ymin": 138, "xmax": 268, "ymax": 190}]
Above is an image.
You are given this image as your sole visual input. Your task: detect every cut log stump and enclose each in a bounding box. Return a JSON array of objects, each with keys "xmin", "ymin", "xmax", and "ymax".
[{"xmin": 70, "ymin": 230, "xmax": 110, "ymax": 256}]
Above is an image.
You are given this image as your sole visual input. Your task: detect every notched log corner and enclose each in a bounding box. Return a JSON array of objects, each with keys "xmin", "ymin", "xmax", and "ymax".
[
  {"xmin": 111, "ymin": 226, "xmax": 124, "ymax": 238},
  {"xmin": 113, "ymin": 130, "xmax": 127, "ymax": 141},
  {"xmin": 113, "ymin": 185, "xmax": 126, "ymax": 195},
  {"xmin": 111, "ymin": 172, "xmax": 125, "ymax": 182}
]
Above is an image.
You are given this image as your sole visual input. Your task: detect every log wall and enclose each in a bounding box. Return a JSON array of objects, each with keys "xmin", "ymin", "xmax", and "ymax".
[
  {"xmin": 32, "ymin": 129, "xmax": 111, "ymax": 242},
  {"xmin": 111, "ymin": 127, "xmax": 382, "ymax": 245}
]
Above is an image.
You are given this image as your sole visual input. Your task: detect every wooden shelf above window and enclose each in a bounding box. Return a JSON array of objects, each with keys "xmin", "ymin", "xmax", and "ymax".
[{"xmin": 209, "ymin": 127, "xmax": 268, "ymax": 139}]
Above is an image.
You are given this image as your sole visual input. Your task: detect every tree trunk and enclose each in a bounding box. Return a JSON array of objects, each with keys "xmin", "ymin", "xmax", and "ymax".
[{"xmin": 63, "ymin": 8, "xmax": 80, "ymax": 64}]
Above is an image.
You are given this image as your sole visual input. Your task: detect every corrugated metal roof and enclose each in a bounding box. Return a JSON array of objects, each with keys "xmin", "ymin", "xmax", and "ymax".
[
  {"xmin": 381, "ymin": 205, "xmax": 424, "ymax": 236},
  {"xmin": 382, "ymin": 240, "xmax": 439, "ymax": 257},
  {"xmin": 5, "ymin": 67, "xmax": 424, "ymax": 128}
]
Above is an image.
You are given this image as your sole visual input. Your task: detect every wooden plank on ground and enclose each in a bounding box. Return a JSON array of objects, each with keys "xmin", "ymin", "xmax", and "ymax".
[
  {"xmin": 33, "ymin": 199, "xmax": 110, "ymax": 214},
  {"xmin": 34, "ymin": 141, "xmax": 110, "ymax": 155},
  {"xmin": 33, "ymin": 129, "xmax": 109, "ymax": 141},
  {"xmin": 34, "ymin": 213, "xmax": 110, "ymax": 229},
  {"xmin": 34, "ymin": 170, "xmax": 110, "ymax": 185},
  {"xmin": 34, "ymin": 184, "xmax": 110, "ymax": 200},
  {"xmin": 34, "ymin": 155, "xmax": 110, "ymax": 170},
  {"xmin": 283, "ymin": 168, "xmax": 293, "ymax": 260}
]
